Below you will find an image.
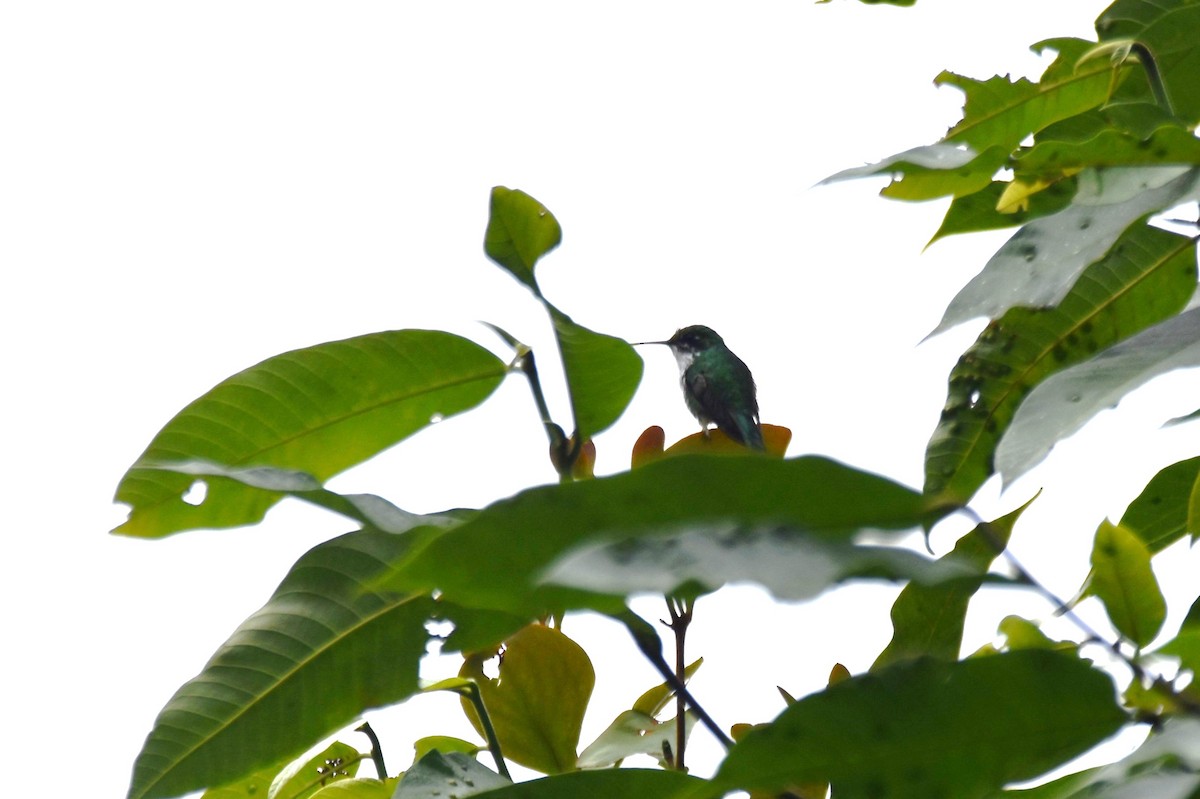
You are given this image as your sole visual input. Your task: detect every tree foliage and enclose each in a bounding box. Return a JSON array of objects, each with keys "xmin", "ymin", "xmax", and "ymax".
[{"xmin": 115, "ymin": 2, "xmax": 1200, "ymax": 797}]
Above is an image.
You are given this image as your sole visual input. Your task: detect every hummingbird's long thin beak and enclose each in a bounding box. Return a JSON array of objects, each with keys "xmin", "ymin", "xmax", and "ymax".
[{"xmin": 630, "ymin": 340, "xmax": 667, "ymax": 347}]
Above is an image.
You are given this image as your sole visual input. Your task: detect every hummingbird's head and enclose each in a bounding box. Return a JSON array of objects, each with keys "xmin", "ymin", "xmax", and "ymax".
[{"xmin": 664, "ymin": 325, "xmax": 725, "ymax": 355}]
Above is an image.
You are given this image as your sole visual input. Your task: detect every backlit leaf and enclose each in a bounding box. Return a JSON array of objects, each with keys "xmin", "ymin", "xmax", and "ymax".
[
  {"xmin": 483, "ymin": 186, "xmax": 562, "ymax": 292},
  {"xmin": 548, "ymin": 308, "xmax": 642, "ymax": 438},
  {"xmin": 114, "ymin": 330, "xmax": 506, "ymax": 538},
  {"xmin": 1118, "ymin": 456, "xmax": 1200, "ymax": 553},
  {"xmin": 469, "ymin": 769, "xmax": 701, "ymax": 798},
  {"xmin": 460, "ymin": 625, "xmax": 594, "ymax": 775},
  {"xmin": 1088, "ymin": 520, "xmax": 1166, "ymax": 648},
  {"xmin": 394, "ymin": 751, "xmax": 509, "ymax": 799}
]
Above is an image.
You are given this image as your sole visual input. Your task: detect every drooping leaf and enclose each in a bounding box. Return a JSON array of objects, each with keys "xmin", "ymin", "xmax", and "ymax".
[
  {"xmin": 127, "ymin": 531, "xmax": 435, "ymax": 799},
  {"xmin": 1087, "ymin": 520, "xmax": 1166, "ymax": 648},
  {"xmin": 931, "ymin": 166, "xmax": 1200, "ymax": 336},
  {"xmin": 380, "ymin": 456, "xmax": 951, "ymax": 616},
  {"xmin": 468, "ymin": 769, "xmax": 702, "ymax": 799},
  {"xmin": 1118, "ymin": 456, "xmax": 1200, "ymax": 553},
  {"xmin": 114, "ymin": 330, "xmax": 506, "ymax": 538},
  {"xmin": 483, "ymin": 186, "xmax": 562, "ymax": 292},
  {"xmin": 938, "ymin": 38, "xmax": 1121, "ymax": 155},
  {"xmin": 267, "ymin": 741, "xmax": 362, "ymax": 799},
  {"xmin": 929, "ymin": 177, "xmax": 1076, "ymax": 244},
  {"xmin": 707, "ymin": 650, "xmax": 1127, "ymax": 799},
  {"xmin": 926, "ymin": 223, "xmax": 1197, "ymax": 502},
  {"xmin": 459, "ymin": 625, "xmax": 594, "ymax": 775},
  {"xmin": 393, "ymin": 751, "xmax": 509, "ymax": 799},
  {"xmin": 1097, "ymin": 0, "xmax": 1200, "ymax": 124},
  {"xmin": 873, "ymin": 497, "xmax": 1033, "ymax": 670},
  {"xmin": 996, "ymin": 304, "xmax": 1200, "ymax": 484},
  {"xmin": 822, "ymin": 143, "xmax": 1007, "ymax": 200},
  {"xmin": 548, "ymin": 308, "xmax": 642, "ymax": 438}
]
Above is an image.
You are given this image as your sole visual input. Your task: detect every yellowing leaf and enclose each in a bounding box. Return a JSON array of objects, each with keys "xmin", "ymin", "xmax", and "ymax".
[{"xmin": 459, "ymin": 624, "xmax": 595, "ymax": 774}]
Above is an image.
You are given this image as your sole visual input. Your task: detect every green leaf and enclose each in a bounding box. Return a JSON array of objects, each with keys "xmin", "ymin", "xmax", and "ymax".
[
  {"xmin": 201, "ymin": 758, "xmax": 291, "ymax": 799},
  {"xmin": 127, "ymin": 530, "xmax": 435, "ymax": 799},
  {"xmin": 394, "ymin": 751, "xmax": 509, "ymax": 799},
  {"xmin": 310, "ymin": 779, "xmax": 396, "ymax": 799},
  {"xmin": 997, "ymin": 304, "xmax": 1200, "ymax": 484},
  {"xmin": 460, "ymin": 625, "xmax": 594, "ymax": 775},
  {"xmin": 1156, "ymin": 595, "xmax": 1200, "ymax": 675},
  {"xmin": 268, "ymin": 741, "xmax": 361, "ymax": 799},
  {"xmin": 114, "ymin": 329, "xmax": 506, "ymax": 538},
  {"xmin": 383, "ymin": 456, "xmax": 950, "ymax": 616},
  {"xmin": 1118, "ymin": 456, "xmax": 1200, "ymax": 553},
  {"xmin": 1088, "ymin": 520, "xmax": 1166, "ymax": 648},
  {"xmin": 469, "ymin": 769, "xmax": 702, "ymax": 799},
  {"xmin": 926, "ymin": 223, "xmax": 1197, "ymax": 502},
  {"xmin": 548, "ymin": 308, "xmax": 643, "ymax": 438},
  {"xmin": 1097, "ymin": 0, "xmax": 1200, "ymax": 124},
  {"xmin": 929, "ymin": 177, "xmax": 1076, "ymax": 244},
  {"xmin": 1016, "ymin": 124, "xmax": 1200, "ymax": 177},
  {"xmin": 938, "ymin": 39, "xmax": 1120, "ymax": 155},
  {"xmin": 708, "ymin": 650, "xmax": 1127, "ymax": 799},
  {"xmin": 931, "ymin": 166, "xmax": 1200, "ymax": 336},
  {"xmin": 873, "ymin": 497, "xmax": 1032, "ymax": 670},
  {"xmin": 412, "ymin": 736, "xmax": 482, "ymax": 763},
  {"xmin": 484, "ymin": 186, "xmax": 562, "ymax": 293}
]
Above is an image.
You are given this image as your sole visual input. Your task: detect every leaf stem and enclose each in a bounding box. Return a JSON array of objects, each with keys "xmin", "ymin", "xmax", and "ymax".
[
  {"xmin": 620, "ymin": 609, "xmax": 733, "ymax": 749},
  {"xmin": 664, "ymin": 597, "xmax": 694, "ymax": 771},
  {"xmin": 459, "ymin": 682, "xmax": 513, "ymax": 780},
  {"xmin": 355, "ymin": 722, "xmax": 387, "ymax": 779}
]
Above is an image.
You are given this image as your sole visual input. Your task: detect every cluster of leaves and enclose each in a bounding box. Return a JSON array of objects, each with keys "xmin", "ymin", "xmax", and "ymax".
[{"xmin": 115, "ymin": 1, "xmax": 1200, "ymax": 798}]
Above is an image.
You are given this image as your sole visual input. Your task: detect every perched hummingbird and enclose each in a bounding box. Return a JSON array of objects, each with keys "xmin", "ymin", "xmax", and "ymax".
[{"xmin": 637, "ymin": 325, "xmax": 764, "ymax": 450}]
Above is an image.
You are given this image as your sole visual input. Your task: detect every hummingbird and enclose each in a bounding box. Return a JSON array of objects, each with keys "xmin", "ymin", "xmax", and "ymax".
[{"xmin": 636, "ymin": 325, "xmax": 764, "ymax": 451}]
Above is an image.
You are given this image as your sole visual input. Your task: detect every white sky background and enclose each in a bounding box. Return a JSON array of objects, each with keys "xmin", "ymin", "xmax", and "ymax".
[{"xmin": 5, "ymin": 1, "xmax": 1200, "ymax": 795}]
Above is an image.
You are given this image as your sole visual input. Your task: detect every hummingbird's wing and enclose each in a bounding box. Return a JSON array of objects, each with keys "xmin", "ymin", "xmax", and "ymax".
[{"xmin": 684, "ymin": 362, "xmax": 764, "ymax": 450}]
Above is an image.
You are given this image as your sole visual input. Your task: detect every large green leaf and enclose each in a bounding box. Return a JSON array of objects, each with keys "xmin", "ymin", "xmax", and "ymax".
[
  {"xmin": 926, "ymin": 223, "xmax": 1196, "ymax": 502},
  {"xmin": 1016, "ymin": 124, "xmax": 1200, "ymax": 177},
  {"xmin": 383, "ymin": 456, "xmax": 951, "ymax": 616},
  {"xmin": 127, "ymin": 530, "xmax": 435, "ymax": 799},
  {"xmin": 470, "ymin": 769, "xmax": 701, "ymax": 798},
  {"xmin": 114, "ymin": 329, "xmax": 506, "ymax": 538},
  {"xmin": 1097, "ymin": 0, "xmax": 1200, "ymax": 124},
  {"xmin": 1087, "ymin": 520, "xmax": 1166, "ymax": 648},
  {"xmin": 931, "ymin": 166, "xmax": 1200, "ymax": 336},
  {"xmin": 1119, "ymin": 456, "xmax": 1200, "ymax": 552},
  {"xmin": 996, "ymin": 304, "xmax": 1200, "ymax": 484},
  {"xmin": 707, "ymin": 650, "xmax": 1127, "ymax": 799},
  {"xmin": 872, "ymin": 497, "xmax": 1031, "ymax": 670}
]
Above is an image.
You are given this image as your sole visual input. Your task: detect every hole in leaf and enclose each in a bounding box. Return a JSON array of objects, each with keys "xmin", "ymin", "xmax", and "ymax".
[{"xmin": 182, "ymin": 479, "xmax": 208, "ymax": 506}]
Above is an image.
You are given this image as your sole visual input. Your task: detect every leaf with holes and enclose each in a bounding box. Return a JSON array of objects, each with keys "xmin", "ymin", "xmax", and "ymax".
[
  {"xmin": 925, "ymin": 223, "xmax": 1196, "ymax": 503},
  {"xmin": 113, "ymin": 329, "xmax": 506, "ymax": 538},
  {"xmin": 127, "ymin": 530, "xmax": 435, "ymax": 799}
]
